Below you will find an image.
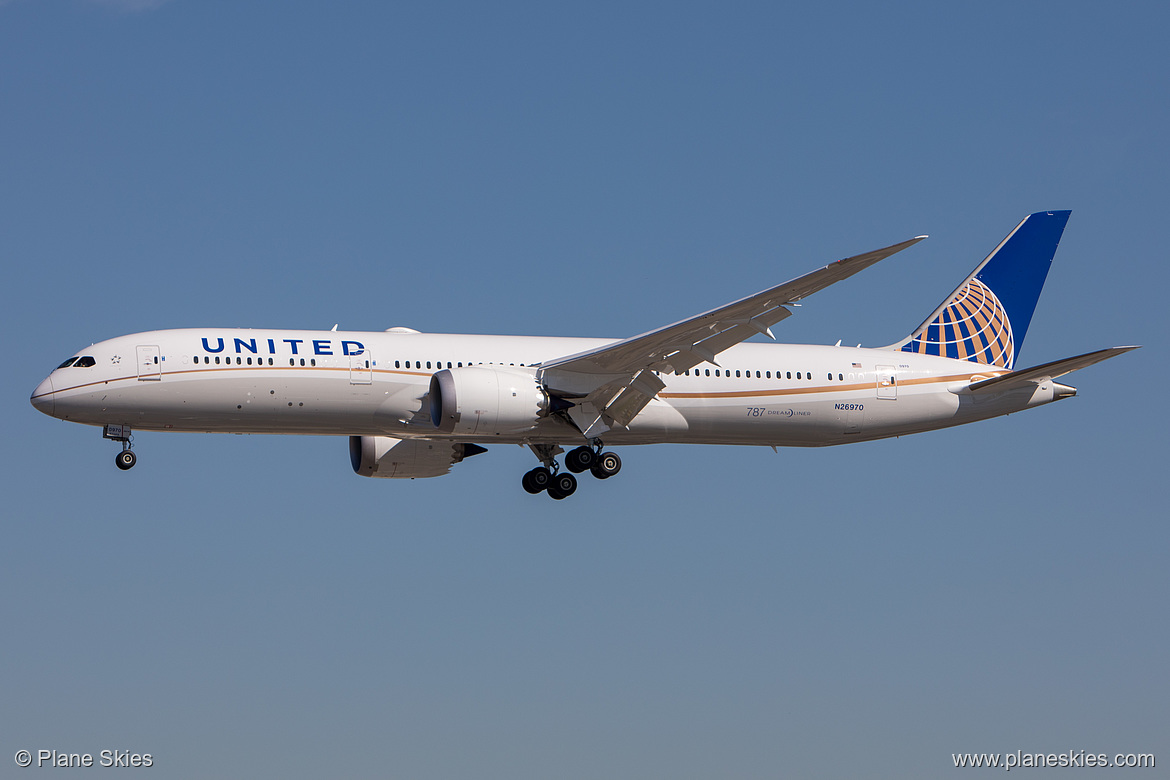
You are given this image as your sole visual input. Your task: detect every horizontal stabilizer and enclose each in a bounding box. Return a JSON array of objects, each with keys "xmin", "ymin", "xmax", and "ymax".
[{"xmin": 967, "ymin": 346, "xmax": 1140, "ymax": 394}]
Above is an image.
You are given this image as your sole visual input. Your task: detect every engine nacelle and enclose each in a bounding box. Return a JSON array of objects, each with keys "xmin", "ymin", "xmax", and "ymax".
[
  {"xmin": 349, "ymin": 435, "xmax": 487, "ymax": 479},
  {"xmin": 429, "ymin": 366, "xmax": 546, "ymax": 436}
]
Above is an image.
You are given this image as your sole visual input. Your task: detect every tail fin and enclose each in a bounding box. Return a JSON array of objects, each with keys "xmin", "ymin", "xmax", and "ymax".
[{"xmin": 891, "ymin": 210, "xmax": 1071, "ymax": 369}]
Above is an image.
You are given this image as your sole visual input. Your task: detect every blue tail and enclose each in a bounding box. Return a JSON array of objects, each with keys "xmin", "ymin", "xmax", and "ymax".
[{"xmin": 893, "ymin": 210, "xmax": 1071, "ymax": 369}]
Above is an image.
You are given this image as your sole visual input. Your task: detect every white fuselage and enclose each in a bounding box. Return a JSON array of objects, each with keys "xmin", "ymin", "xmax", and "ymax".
[{"xmin": 31, "ymin": 328, "xmax": 1064, "ymax": 448}]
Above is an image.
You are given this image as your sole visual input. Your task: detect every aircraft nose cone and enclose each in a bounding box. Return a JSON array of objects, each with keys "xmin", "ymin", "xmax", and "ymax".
[{"xmin": 30, "ymin": 375, "xmax": 55, "ymax": 417}]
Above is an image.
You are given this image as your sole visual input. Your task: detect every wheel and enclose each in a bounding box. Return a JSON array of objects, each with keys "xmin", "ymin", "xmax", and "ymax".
[
  {"xmin": 115, "ymin": 450, "xmax": 137, "ymax": 471},
  {"xmin": 547, "ymin": 472, "xmax": 577, "ymax": 500},
  {"xmin": 590, "ymin": 451, "xmax": 621, "ymax": 479},
  {"xmin": 522, "ymin": 467, "xmax": 551, "ymax": 494},
  {"xmin": 565, "ymin": 446, "xmax": 595, "ymax": 474}
]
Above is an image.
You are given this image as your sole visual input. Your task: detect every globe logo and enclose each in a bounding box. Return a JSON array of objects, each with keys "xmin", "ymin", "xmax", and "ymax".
[{"xmin": 904, "ymin": 278, "xmax": 1015, "ymax": 368}]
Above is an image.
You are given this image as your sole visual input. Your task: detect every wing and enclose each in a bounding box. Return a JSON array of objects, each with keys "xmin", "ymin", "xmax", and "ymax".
[
  {"xmin": 966, "ymin": 346, "xmax": 1140, "ymax": 394},
  {"xmin": 539, "ymin": 235, "xmax": 927, "ymax": 437}
]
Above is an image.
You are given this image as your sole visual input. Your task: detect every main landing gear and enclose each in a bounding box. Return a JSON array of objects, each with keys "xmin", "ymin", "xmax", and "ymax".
[
  {"xmin": 104, "ymin": 424, "xmax": 137, "ymax": 470},
  {"xmin": 522, "ymin": 441, "xmax": 621, "ymax": 500}
]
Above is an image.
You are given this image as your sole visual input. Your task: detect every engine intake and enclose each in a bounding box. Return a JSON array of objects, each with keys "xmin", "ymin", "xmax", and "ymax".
[{"xmin": 429, "ymin": 366, "xmax": 546, "ymax": 436}]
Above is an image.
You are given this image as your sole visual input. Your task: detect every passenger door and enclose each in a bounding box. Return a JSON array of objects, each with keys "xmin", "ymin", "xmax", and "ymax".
[
  {"xmin": 349, "ymin": 351, "xmax": 373, "ymax": 385},
  {"xmin": 136, "ymin": 345, "xmax": 161, "ymax": 381},
  {"xmin": 876, "ymin": 365, "xmax": 897, "ymax": 400}
]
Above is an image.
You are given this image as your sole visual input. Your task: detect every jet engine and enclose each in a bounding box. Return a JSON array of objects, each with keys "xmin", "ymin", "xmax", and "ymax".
[
  {"xmin": 429, "ymin": 366, "xmax": 547, "ymax": 436},
  {"xmin": 349, "ymin": 435, "xmax": 487, "ymax": 479}
]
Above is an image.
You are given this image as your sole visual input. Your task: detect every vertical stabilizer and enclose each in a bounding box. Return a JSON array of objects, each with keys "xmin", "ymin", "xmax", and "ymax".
[{"xmin": 891, "ymin": 210, "xmax": 1071, "ymax": 369}]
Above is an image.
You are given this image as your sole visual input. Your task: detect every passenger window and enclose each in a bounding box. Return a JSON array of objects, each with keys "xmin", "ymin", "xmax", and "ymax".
[
  {"xmin": 766, "ymin": 371, "xmax": 771, "ymax": 378},
  {"xmin": 394, "ymin": 360, "xmax": 400, "ymax": 368},
  {"xmin": 153, "ymin": 356, "xmax": 159, "ymax": 364},
  {"xmin": 310, "ymin": 359, "xmax": 316, "ymax": 366},
  {"xmin": 415, "ymin": 361, "xmax": 421, "ymax": 369},
  {"xmin": 247, "ymin": 357, "xmax": 253, "ymax": 365},
  {"xmin": 735, "ymin": 370, "xmax": 741, "ymax": 377},
  {"xmin": 796, "ymin": 372, "xmax": 802, "ymax": 379},
  {"xmin": 756, "ymin": 371, "xmax": 761, "ymax": 378},
  {"xmin": 715, "ymin": 370, "xmax": 720, "ymax": 377},
  {"xmin": 426, "ymin": 361, "xmax": 431, "ymax": 369},
  {"xmin": 300, "ymin": 358, "xmax": 305, "ymax": 366},
  {"xmin": 705, "ymin": 369, "xmax": 710, "ymax": 376},
  {"xmin": 57, "ymin": 357, "xmax": 79, "ymax": 369},
  {"xmin": 215, "ymin": 356, "xmax": 221, "ymax": 365},
  {"xmin": 787, "ymin": 372, "xmax": 792, "ymax": 379},
  {"xmin": 269, "ymin": 358, "xmax": 274, "ymax": 365},
  {"xmin": 289, "ymin": 359, "xmax": 295, "ymax": 366},
  {"xmin": 838, "ymin": 373, "xmax": 843, "ymax": 381}
]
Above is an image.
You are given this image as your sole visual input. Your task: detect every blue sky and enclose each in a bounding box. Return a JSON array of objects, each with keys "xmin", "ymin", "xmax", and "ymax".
[{"xmin": 2, "ymin": 2, "xmax": 1166, "ymax": 777}]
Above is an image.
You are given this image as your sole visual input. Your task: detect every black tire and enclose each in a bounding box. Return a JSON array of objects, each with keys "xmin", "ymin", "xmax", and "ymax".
[
  {"xmin": 565, "ymin": 446, "xmax": 595, "ymax": 474},
  {"xmin": 548, "ymin": 472, "xmax": 577, "ymax": 499},
  {"xmin": 590, "ymin": 451, "xmax": 621, "ymax": 479},
  {"xmin": 523, "ymin": 467, "xmax": 551, "ymax": 494},
  {"xmin": 115, "ymin": 450, "xmax": 137, "ymax": 471}
]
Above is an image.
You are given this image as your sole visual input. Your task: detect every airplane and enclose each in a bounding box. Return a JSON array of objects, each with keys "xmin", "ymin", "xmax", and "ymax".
[{"xmin": 30, "ymin": 210, "xmax": 1136, "ymax": 499}]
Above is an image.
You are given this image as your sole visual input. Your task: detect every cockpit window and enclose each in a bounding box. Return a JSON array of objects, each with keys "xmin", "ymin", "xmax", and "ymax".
[
  {"xmin": 57, "ymin": 357, "xmax": 78, "ymax": 369},
  {"xmin": 74, "ymin": 356, "xmax": 97, "ymax": 368}
]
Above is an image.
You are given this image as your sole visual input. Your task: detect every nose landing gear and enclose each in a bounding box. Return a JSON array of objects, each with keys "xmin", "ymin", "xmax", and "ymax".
[
  {"xmin": 523, "ymin": 441, "xmax": 620, "ymax": 499},
  {"xmin": 104, "ymin": 424, "xmax": 137, "ymax": 470},
  {"xmin": 115, "ymin": 448, "xmax": 137, "ymax": 470}
]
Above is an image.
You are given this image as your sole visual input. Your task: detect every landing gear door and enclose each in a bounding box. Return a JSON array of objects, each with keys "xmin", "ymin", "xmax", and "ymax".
[
  {"xmin": 136, "ymin": 345, "xmax": 162, "ymax": 381},
  {"xmin": 876, "ymin": 365, "xmax": 897, "ymax": 400},
  {"xmin": 349, "ymin": 351, "xmax": 372, "ymax": 385}
]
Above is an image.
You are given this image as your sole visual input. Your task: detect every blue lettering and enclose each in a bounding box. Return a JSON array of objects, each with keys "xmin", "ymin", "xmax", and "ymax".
[
  {"xmin": 201, "ymin": 337, "xmax": 224, "ymax": 353},
  {"xmin": 341, "ymin": 340, "xmax": 364, "ymax": 356},
  {"xmin": 313, "ymin": 339, "xmax": 333, "ymax": 356},
  {"xmin": 234, "ymin": 338, "xmax": 257, "ymax": 354},
  {"xmin": 267, "ymin": 338, "xmax": 276, "ymax": 354},
  {"xmin": 284, "ymin": 339, "xmax": 303, "ymax": 355}
]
